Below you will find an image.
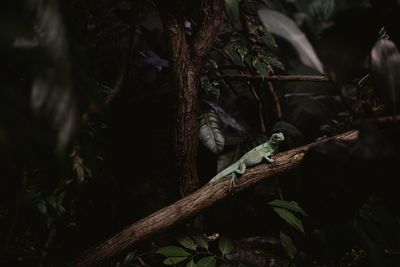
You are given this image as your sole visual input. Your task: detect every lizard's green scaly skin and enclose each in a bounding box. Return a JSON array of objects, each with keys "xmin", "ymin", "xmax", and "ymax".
[{"xmin": 209, "ymin": 132, "xmax": 284, "ymax": 185}]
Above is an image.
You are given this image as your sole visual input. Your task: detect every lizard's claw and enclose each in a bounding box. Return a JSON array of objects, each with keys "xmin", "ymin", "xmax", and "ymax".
[
  {"xmin": 265, "ymin": 156, "xmax": 276, "ymax": 167},
  {"xmin": 228, "ymin": 173, "xmax": 238, "ymax": 192},
  {"xmin": 270, "ymin": 159, "xmax": 276, "ymax": 167}
]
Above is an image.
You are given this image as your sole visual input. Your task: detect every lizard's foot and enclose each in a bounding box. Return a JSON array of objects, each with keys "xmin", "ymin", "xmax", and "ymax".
[
  {"xmin": 228, "ymin": 174, "xmax": 238, "ymax": 192},
  {"xmin": 265, "ymin": 156, "xmax": 276, "ymax": 167},
  {"xmin": 270, "ymin": 159, "xmax": 276, "ymax": 167}
]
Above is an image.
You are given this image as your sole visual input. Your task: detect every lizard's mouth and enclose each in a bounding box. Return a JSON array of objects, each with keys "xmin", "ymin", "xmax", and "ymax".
[{"xmin": 271, "ymin": 132, "xmax": 285, "ymax": 143}]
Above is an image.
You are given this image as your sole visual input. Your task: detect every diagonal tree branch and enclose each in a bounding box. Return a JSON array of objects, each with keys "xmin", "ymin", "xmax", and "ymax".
[{"xmin": 75, "ymin": 130, "xmax": 358, "ymax": 267}]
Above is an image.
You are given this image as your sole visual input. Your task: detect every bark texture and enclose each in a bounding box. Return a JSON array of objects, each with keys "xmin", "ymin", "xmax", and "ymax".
[
  {"xmin": 158, "ymin": 0, "xmax": 224, "ymax": 196},
  {"xmin": 75, "ymin": 130, "xmax": 358, "ymax": 267}
]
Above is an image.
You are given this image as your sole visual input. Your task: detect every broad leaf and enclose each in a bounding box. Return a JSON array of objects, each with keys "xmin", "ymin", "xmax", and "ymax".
[
  {"xmin": 258, "ymin": 9, "xmax": 323, "ymax": 73},
  {"xmin": 204, "ymin": 100, "xmax": 247, "ymax": 137},
  {"xmin": 199, "ymin": 110, "xmax": 225, "ymax": 154},
  {"xmin": 309, "ymin": 0, "xmax": 335, "ymax": 23},
  {"xmin": 273, "ymin": 207, "xmax": 305, "ymax": 234},
  {"xmin": 193, "ymin": 235, "xmax": 209, "ymax": 250},
  {"xmin": 218, "ymin": 237, "xmax": 234, "ymax": 256},
  {"xmin": 269, "ymin": 200, "xmax": 308, "ymax": 216},
  {"xmin": 197, "ymin": 256, "xmax": 216, "ymax": 267},
  {"xmin": 280, "ymin": 232, "xmax": 297, "ymax": 259},
  {"xmin": 157, "ymin": 246, "xmax": 190, "ymax": 257},
  {"xmin": 163, "ymin": 257, "xmax": 188, "ymax": 265},
  {"xmin": 177, "ymin": 236, "xmax": 197, "ymax": 251}
]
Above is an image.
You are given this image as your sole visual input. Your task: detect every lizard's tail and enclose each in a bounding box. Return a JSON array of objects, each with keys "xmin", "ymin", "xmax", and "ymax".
[
  {"xmin": 209, "ymin": 162, "xmax": 238, "ymax": 183},
  {"xmin": 209, "ymin": 169, "xmax": 230, "ymax": 183},
  {"xmin": 209, "ymin": 175, "xmax": 221, "ymax": 183}
]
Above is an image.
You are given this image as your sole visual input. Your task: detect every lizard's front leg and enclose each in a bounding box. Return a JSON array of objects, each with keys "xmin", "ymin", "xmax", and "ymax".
[{"xmin": 264, "ymin": 155, "xmax": 275, "ymax": 167}]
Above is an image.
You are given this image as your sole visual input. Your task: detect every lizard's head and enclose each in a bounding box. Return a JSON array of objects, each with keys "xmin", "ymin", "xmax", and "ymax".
[{"xmin": 270, "ymin": 132, "xmax": 285, "ymax": 146}]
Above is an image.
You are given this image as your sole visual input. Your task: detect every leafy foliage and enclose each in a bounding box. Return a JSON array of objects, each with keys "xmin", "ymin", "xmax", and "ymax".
[
  {"xmin": 199, "ymin": 110, "xmax": 225, "ymax": 154},
  {"xmin": 218, "ymin": 237, "xmax": 234, "ymax": 256},
  {"xmin": 2, "ymin": 1, "xmax": 400, "ymax": 267},
  {"xmin": 118, "ymin": 234, "xmax": 234, "ymax": 266},
  {"xmin": 224, "ymin": 0, "xmax": 241, "ymax": 26}
]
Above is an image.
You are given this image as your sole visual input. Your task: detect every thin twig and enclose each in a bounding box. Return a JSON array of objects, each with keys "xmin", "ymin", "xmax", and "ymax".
[
  {"xmin": 352, "ymin": 114, "xmax": 400, "ymax": 126},
  {"xmin": 251, "ymin": 86, "xmax": 267, "ymax": 133},
  {"xmin": 266, "ymin": 81, "xmax": 283, "ymax": 120},
  {"xmin": 212, "ymin": 46, "xmax": 267, "ymax": 132},
  {"xmin": 221, "ymin": 74, "xmax": 331, "ymax": 83}
]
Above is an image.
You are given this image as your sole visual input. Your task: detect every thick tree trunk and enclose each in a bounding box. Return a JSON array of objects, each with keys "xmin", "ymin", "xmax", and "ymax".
[
  {"xmin": 175, "ymin": 69, "xmax": 200, "ymax": 195},
  {"xmin": 158, "ymin": 0, "xmax": 224, "ymax": 196},
  {"xmin": 75, "ymin": 130, "xmax": 358, "ymax": 267},
  {"xmin": 159, "ymin": 8, "xmax": 199, "ymax": 195}
]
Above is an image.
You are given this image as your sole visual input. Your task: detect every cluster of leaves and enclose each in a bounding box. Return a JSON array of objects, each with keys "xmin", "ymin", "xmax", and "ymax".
[
  {"xmin": 199, "ymin": 0, "xmax": 284, "ymax": 154},
  {"xmin": 269, "ymin": 200, "xmax": 308, "ymax": 266},
  {"xmin": 117, "ymin": 234, "xmax": 234, "ymax": 267},
  {"xmin": 34, "ymin": 195, "xmax": 66, "ymax": 228}
]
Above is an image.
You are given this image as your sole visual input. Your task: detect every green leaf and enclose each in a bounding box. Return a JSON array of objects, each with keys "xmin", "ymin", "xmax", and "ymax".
[
  {"xmin": 273, "ymin": 207, "xmax": 305, "ymax": 234},
  {"xmin": 251, "ymin": 57, "xmax": 259, "ymax": 68},
  {"xmin": 163, "ymin": 257, "xmax": 188, "ymax": 265},
  {"xmin": 208, "ymin": 59, "xmax": 219, "ymax": 70},
  {"xmin": 280, "ymin": 232, "xmax": 297, "ymax": 259},
  {"xmin": 37, "ymin": 201, "xmax": 47, "ymax": 215},
  {"xmin": 309, "ymin": 0, "xmax": 335, "ymax": 23},
  {"xmin": 235, "ymin": 44, "xmax": 248, "ymax": 62},
  {"xmin": 56, "ymin": 204, "xmax": 66, "ymax": 215},
  {"xmin": 157, "ymin": 246, "xmax": 190, "ymax": 257},
  {"xmin": 197, "ymin": 256, "xmax": 216, "ymax": 267},
  {"xmin": 225, "ymin": 0, "xmax": 240, "ymax": 23},
  {"xmin": 199, "ymin": 110, "xmax": 225, "ymax": 154},
  {"xmin": 254, "ymin": 63, "xmax": 269, "ymax": 77},
  {"xmin": 177, "ymin": 236, "xmax": 197, "ymax": 251},
  {"xmin": 186, "ymin": 260, "xmax": 197, "ymax": 267},
  {"xmin": 122, "ymin": 251, "xmax": 137, "ymax": 265},
  {"xmin": 218, "ymin": 237, "xmax": 234, "ymax": 256},
  {"xmin": 262, "ymin": 30, "xmax": 278, "ymax": 48},
  {"xmin": 265, "ymin": 56, "xmax": 284, "ymax": 70},
  {"xmin": 201, "ymin": 76, "xmax": 220, "ymax": 98},
  {"xmin": 47, "ymin": 196, "xmax": 58, "ymax": 209},
  {"xmin": 193, "ymin": 235, "xmax": 209, "ymax": 250},
  {"xmin": 269, "ymin": 200, "xmax": 308, "ymax": 216}
]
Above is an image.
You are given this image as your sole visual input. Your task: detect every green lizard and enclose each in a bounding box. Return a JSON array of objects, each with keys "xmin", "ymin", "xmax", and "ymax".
[{"xmin": 209, "ymin": 132, "xmax": 285, "ymax": 188}]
